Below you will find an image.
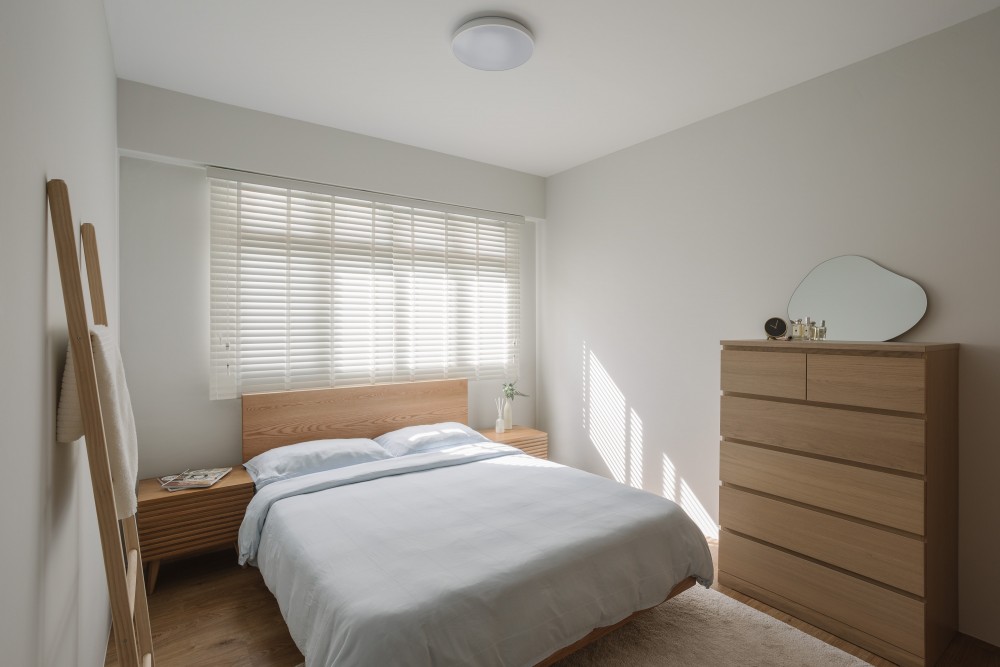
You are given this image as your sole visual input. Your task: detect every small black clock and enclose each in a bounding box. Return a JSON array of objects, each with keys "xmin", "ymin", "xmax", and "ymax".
[{"xmin": 764, "ymin": 317, "xmax": 788, "ymax": 340}]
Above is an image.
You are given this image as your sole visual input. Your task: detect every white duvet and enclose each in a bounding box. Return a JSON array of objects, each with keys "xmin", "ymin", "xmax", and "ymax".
[{"xmin": 238, "ymin": 443, "xmax": 713, "ymax": 667}]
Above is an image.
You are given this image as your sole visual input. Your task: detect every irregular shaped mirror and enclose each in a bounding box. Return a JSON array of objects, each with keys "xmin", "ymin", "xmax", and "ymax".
[{"xmin": 787, "ymin": 256, "xmax": 927, "ymax": 341}]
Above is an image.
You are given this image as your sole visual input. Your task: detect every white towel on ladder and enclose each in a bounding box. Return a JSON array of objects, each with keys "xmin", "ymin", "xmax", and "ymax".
[{"xmin": 56, "ymin": 325, "xmax": 139, "ymax": 519}]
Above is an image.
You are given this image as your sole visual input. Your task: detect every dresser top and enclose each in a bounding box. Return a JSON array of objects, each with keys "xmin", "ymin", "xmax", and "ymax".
[{"xmin": 721, "ymin": 339, "xmax": 958, "ymax": 353}]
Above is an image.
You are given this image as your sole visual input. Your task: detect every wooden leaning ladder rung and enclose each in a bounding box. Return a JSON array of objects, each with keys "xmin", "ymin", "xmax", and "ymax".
[{"xmin": 48, "ymin": 179, "xmax": 155, "ymax": 667}]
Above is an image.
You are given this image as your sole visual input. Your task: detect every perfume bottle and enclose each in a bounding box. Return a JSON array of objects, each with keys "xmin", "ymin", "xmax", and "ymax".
[
  {"xmin": 791, "ymin": 319, "xmax": 804, "ymax": 339},
  {"xmin": 816, "ymin": 320, "xmax": 827, "ymax": 341},
  {"xmin": 803, "ymin": 317, "xmax": 814, "ymax": 341}
]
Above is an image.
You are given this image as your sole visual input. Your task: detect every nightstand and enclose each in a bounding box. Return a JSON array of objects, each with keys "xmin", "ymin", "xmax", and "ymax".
[
  {"xmin": 136, "ymin": 467, "xmax": 253, "ymax": 592},
  {"xmin": 477, "ymin": 425, "xmax": 548, "ymax": 459}
]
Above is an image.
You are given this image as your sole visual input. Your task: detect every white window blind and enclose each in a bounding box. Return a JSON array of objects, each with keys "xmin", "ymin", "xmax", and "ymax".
[{"xmin": 209, "ymin": 168, "xmax": 522, "ymax": 399}]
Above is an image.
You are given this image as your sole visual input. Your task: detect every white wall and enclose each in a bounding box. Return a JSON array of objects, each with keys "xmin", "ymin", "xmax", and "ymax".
[
  {"xmin": 119, "ymin": 160, "xmax": 242, "ymax": 477},
  {"xmin": 541, "ymin": 8, "xmax": 1000, "ymax": 646},
  {"xmin": 118, "ymin": 80, "xmax": 545, "ymax": 220},
  {"xmin": 0, "ymin": 1, "xmax": 119, "ymax": 665},
  {"xmin": 117, "ymin": 88, "xmax": 542, "ymax": 478}
]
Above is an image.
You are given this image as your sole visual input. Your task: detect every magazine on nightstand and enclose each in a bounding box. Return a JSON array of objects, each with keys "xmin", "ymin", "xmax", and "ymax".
[{"xmin": 157, "ymin": 467, "xmax": 232, "ymax": 492}]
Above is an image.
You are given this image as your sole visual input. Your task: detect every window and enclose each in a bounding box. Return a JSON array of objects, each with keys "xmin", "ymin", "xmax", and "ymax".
[{"xmin": 209, "ymin": 168, "xmax": 522, "ymax": 399}]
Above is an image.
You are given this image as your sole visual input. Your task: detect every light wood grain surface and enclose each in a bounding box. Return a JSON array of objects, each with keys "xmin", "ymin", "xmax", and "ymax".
[
  {"xmin": 721, "ymin": 349, "xmax": 806, "ymax": 399},
  {"xmin": 720, "ymin": 570, "xmax": 924, "ymax": 667},
  {"xmin": 807, "ymin": 354, "xmax": 925, "ymax": 412},
  {"xmin": 720, "ymin": 531, "xmax": 925, "ymax": 658},
  {"xmin": 721, "ymin": 440, "xmax": 925, "ymax": 535},
  {"xmin": 50, "ymin": 181, "xmax": 154, "ymax": 667},
  {"xmin": 137, "ymin": 469, "xmax": 252, "ymax": 504},
  {"xmin": 923, "ymin": 348, "xmax": 960, "ymax": 663},
  {"xmin": 720, "ymin": 486, "xmax": 924, "ymax": 595},
  {"xmin": 719, "ymin": 340, "xmax": 959, "ymax": 666},
  {"xmin": 241, "ymin": 378, "xmax": 468, "ymax": 461},
  {"xmin": 721, "ymin": 395, "xmax": 925, "ymax": 473},
  {"xmin": 136, "ymin": 469, "xmax": 253, "ymax": 590},
  {"xmin": 720, "ymin": 340, "xmax": 957, "ymax": 353}
]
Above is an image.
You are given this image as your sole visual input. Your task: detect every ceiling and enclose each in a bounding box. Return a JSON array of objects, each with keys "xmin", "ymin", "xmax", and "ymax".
[{"xmin": 104, "ymin": 1, "xmax": 1000, "ymax": 177}]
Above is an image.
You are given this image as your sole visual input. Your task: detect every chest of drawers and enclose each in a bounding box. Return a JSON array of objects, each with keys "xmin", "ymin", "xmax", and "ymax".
[{"xmin": 718, "ymin": 340, "xmax": 958, "ymax": 667}]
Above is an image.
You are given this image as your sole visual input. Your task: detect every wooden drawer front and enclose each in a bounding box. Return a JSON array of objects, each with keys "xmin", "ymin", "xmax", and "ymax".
[
  {"xmin": 138, "ymin": 498, "xmax": 251, "ymax": 537},
  {"xmin": 720, "ymin": 532, "xmax": 925, "ymax": 657},
  {"xmin": 721, "ymin": 441, "xmax": 924, "ymax": 534},
  {"xmin": 722, "ymin": 350, "xmax": 806, "ymax": 400},
  {"xmin": 139, "ymin": 484, "xmax": 252, "ymax": 513},
  {"xmin": 719, "ymin": 486, "xmax": 924, "ymax": 595},
  {"xmin": 139, "ymin": 513, "xmax": 245, "ymax": 560},
  {"xmin": 808, "ymin": 355, "xmax": 925, "ymax": 413},
  {"xmin": 137, "ymin": 485, "xmax": 252, "ymax": 561},
  {"xmin": 721, "ymin": 396, "xmax": 925, "ymax": 474},
  {"xmin": 138, "ymin": 489, "xmax": 253, "ymax": 526},
  {"xmin": 138, "ymin": 509, "xmax": 248, "ymax": 538}
]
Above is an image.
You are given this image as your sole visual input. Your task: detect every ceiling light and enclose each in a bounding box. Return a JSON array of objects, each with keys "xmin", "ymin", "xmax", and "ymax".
[{"xmin": 452, "ymin": 17, "xmax": 534, "ymax": 71}]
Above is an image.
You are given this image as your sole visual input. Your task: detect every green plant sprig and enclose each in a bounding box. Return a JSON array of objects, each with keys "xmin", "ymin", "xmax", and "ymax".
[{"xmin": 502, "ymin": 382, "xmax": 529, "ymax": 401}]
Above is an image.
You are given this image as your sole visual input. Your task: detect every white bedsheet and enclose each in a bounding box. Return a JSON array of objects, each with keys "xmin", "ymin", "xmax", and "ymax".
[{"xmin": 238, "ymin": 443, "xmax": 714, "ymax": 667}]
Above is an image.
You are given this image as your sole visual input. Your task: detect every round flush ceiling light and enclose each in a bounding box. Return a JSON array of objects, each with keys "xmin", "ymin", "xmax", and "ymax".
[{"xmin": 452, "ymin": 17, "xmax": 534, "ymax": 71}]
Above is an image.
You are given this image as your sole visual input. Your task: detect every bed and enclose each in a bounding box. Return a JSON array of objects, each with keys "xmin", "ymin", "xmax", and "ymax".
[{"xmin": 237, "ymin": 379, "xmax": 713, "ymax": 666}]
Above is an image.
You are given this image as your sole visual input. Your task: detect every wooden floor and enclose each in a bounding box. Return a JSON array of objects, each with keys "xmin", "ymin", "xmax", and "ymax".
[
  {"xmin": 107, "ymin": 541, "xmax": 1000, "ymax": 667},
  {"xmin": 106, "ymin": 550, "xmax": 303, "ymax": 667}
]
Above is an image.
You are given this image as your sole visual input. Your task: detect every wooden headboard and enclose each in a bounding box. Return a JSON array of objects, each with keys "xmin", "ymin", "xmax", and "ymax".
[{"xmin": 241, "ymin": 379, "xmax": 468, "ymax": 462}]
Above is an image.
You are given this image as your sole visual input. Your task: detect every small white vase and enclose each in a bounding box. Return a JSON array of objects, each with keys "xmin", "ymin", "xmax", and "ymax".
[
  {"xmin": 503, "ymin": 399, "xmax": 513, "ymax": 430},
  {"xmin": 495, "ymin": 418, "xmax": 505, "ymax": 434}
]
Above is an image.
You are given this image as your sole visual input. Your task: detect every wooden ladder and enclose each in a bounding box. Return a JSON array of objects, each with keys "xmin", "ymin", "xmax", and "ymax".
[{"xmin": 47, "ymin": 179, "xmax": 155, "ymax": 667}]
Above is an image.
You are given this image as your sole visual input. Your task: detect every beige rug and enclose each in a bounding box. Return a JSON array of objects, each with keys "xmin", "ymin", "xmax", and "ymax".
[
  {"xmin": 555, "ymin": 585, "xmax": 869, "ymax": 666},
  {"xmin": 293, "ymin": 585, "xmax": 870, "ymax": 666}
]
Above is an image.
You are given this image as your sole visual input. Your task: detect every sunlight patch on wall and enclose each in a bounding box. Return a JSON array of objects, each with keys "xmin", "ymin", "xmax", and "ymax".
[
  {"xmin": 586, "ymin": 347, "xmax": 627, "ymax": 483},
  {"xmin": 582, "ymin": 342, "xmax": 642, "ymax": 488},
  {"xmin": 581, "ymin": 342, "xmax": 589, "ymax": 431},
  {"xmin": 582, "ymin": 340, "xmax": 717, "ymax": 536},
  {"xmin": 681, "ymin": 479, "xmax": 719, "ymax": 539},
  {"xmin": 663, "ymin": 451, "xmax": 718, "ymax": 538},
  {"xmin": 629, "ymin": 409, "xmax": 643, "ymax": 489},
  {"xmin": 662, "ymin": 453, "xmax": 676, "ymax": 502}
]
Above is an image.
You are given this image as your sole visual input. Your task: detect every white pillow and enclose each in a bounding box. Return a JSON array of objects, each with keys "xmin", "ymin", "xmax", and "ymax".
[
  {"xmin": 244, "ymin": 438, "xmax": 391, "ymax": 489},
  {"xmin": 374, "ymin": 422, "xmax": 489, "ymax": 457}
]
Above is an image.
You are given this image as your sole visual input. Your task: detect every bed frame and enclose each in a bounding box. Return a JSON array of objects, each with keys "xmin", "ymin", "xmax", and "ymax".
[
  {"xmin": 240, "ymin": 378, "xmax": 696, "ymax": 663},
  {"xmin": 241, "ymin": 379, "xmax": 470, "ymax": 461}
]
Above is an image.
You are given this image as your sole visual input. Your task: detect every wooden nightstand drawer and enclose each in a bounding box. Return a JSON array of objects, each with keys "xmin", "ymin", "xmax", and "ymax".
[
  {"xmin": 476, "ymin": 425, "xmax": 548, "ymax": 459},
  {"xmin": 136, "ymin": 468, "xmax": 253, "ymax": 591},
  {"xmin": 138, "ymin": 488, "xmax": 253, "ymax": 524},
  {"xmin": 138, "ymin": 509, "xmax": 248, "ymax": 553}
]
